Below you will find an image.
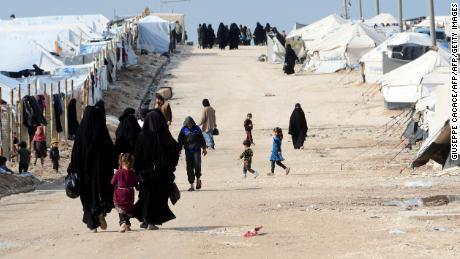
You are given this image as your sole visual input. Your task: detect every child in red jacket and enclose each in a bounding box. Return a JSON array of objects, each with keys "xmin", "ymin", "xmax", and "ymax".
[{"xmin": 111, "ymin": 153, "xmax": 138, "ymax": 233}]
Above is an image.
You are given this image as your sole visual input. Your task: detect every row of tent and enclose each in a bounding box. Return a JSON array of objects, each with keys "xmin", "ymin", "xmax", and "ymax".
[{"xmin": 268, "ymin": 13, "xmax": 453, "ymax": 170}]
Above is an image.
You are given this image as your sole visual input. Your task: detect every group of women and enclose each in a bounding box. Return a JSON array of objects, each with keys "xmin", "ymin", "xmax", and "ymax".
[{"xmin": 68, "ymin": 102, "xmax": 181, "ymax": 231}]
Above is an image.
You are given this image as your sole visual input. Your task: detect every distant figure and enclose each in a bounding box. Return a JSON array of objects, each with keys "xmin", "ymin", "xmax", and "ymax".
[
  {"xmin": 10, "ymin": 14, "xmax": 15, "ymax": 19},
  {"xmin": 200, "ymin": 23, "xmax": 208, "ymax": 49},
  {"xmin": 288, "ymin": 104, "xmax": 308, "ymax": 149},
  {"xmin": 0, "ymin": 156, "xmax": 14, "ymax": 174},
  {"xmin": 246, "ymin": 26, "xmax": 252, "ymax": 45},
  {"xmin": 49, "ymin": 139, "xmax": 60, "ymax": 173},
  {"xmin": 178, "ymin": 117, "xmax": 207, "ymax": 192},
  {"xmin": 254, "ymin": 22, "xmax": 265, "ymax": 45},
  {"xmin": 283, "ymin": 44, "xmax": 299, "ymax": 75},
  {"xmin": 206, "ymin": 24, "xmax": 216, "ymax": 48},
  {"xmin": 155, "ymin": 94, "xmax": 172, "ymax": 126},
  {"xmin": 244, "ymin": 113, "xmax": 254, "ymax": 144},
  {"xmin": 33, "ymin": 125, "xmax": 47, "ymax": 167},
  {"xmin": 264, "ymin": 23, "xmax": 272, "ymax": 34},
  {"xmin": 217, "ymin": 22, "xmax": 228, "ymax": 50},
  {"xmin": 272, "ymin": 27, "xmax": 286, "ymax": 47},
  {"xmin": 197, "ymin": 24, "xmax": 202, "ymax": 48},
  {"xmin": 17, "ymin": 141, "xmax": 31, "ymax": 174},
  {"xmin": 199, "ymin": 99, "xmax": 217, "ymax": 149},
  {"xmin": 175, "ymin": 21, "xmax": 183, "ymax": 43},
  {"xmin": 111, "ymin": 153, "xmax": 139, "ymax": 233},
  {"xmin": 239, "ymin": 140, "xmax": 258, "ymax": 179},
  {"xmin": 268, "ymin": 127, "xmax": 290, "ymax": 176},
  {"xmin": 228, "ymin": 23, "xmax": 240, "ymax": 50}
]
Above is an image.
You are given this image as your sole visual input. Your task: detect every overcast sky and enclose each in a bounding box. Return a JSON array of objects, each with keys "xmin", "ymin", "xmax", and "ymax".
[{"xmin": 0, "ymin": 0, "xmax": 452, "ymax": 40}]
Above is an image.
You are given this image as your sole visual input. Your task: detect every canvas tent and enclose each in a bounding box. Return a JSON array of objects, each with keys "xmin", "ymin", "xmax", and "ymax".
[
  {"xmin": 304, "ymin": 23, "xmax": 386, "ymax": 73},
  {"xmin": 138, "ymin": 15, "xmax": 172, "ymax": 54},
  {"xmin": 360, "ymin": 32, "xmax": 431, "ymax": 83},
  {"xmin": 153, "ymin": 13, "xmax": 185, "ymax": 42},
  {"xmin": 365, "ymin": 13, "xmax": 398, "ymax": 26},
  {"xmin": 267, "ymin": 34, "xmax": 285, "ymax": 64},
  {"xmin": 379, "ymin": 49, "xmax": 450, "ymax": 109}
]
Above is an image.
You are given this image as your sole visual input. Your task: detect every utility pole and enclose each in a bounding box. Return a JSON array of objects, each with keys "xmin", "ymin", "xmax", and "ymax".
[
  {"xmin": 398, "ymin": 0, "xmax": 404, "ymax": 32},
  {"xmin": 376, "ymin": 0, "xmax": 380, "ymax": 15},
  {"xmin": 428, "ymin": 0, "xmax": 437, "ymax": 47},
  {"xmin": 343, "ymin": 0, "xmax": 349, "ymax": 20},
  {"xmin": 359, "ymin": 0, "xmax": 364, "ymax": 21}
]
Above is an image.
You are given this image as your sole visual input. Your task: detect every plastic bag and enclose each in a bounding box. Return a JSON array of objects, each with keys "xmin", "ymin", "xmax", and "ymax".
[{"xmin": 65, "ymin": 173, "xmax": 80, "ymax": 199}]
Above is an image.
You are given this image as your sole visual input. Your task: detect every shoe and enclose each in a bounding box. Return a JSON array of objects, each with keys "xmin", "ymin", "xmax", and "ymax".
[
  {"xmin": 188, "ymin": 186, "xmax": 195, "ymax": 192},
  {"xmin": 254, "ymin": 171, "xmax": 259, "ymax": 179},
  {"xmin": 140, "ymin": 222, "xmax": 148, "ymax": 229},
  {"xmin": 119, "ymin": 223, "xmax": 128, "ymax": 233},
  {"xmin": 90, "ymin": 228, "xmax": 97, "ymax": 233},
  {"xmin": 242, "ymin": 174, "xmax": 247, "ymax": 179},
  {"xmin": 196, "ymin": 179, "xmax": 202, "ymax": 190},
  {"xmin": 148, "ymin": 224, "xmax": 159, "ymax": 230},
  {"xmin": 267, "ymin": 173, "xmax": 274, "ymax": 176},
  {"xmin": 285, "ymin": 168, "xmax": 291, "ymax": 175},
  {"xmin": 127, "ymin": 225, "xmax": 132, "ymax": 231},
  {"xmin": 98, "ymin": 214, "xmax": 107, "ymax": 230}
]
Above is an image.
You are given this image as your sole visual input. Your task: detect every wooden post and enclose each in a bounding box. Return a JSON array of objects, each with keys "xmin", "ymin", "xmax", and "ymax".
[
  {"xmin": 9, "ymin": 89, "xmax": 14, "ymax": 160},
  {"xmin": 27, "ymin": 83, "xmax": 31, "ymax": 96},
  {"xmin": 57, "ymin": 81, "xmax": 61, "ymax": 141},
  {"xmin": 17, "ymin": 85, "xmax": 22, "ymax": 144},
  {"xmin": 64, "ymin": 80, "xmax": 68, "ymax": 139},
  {"xmin": 34, "ymin": 80, "xmax": 38, "ymax": 95},
  {"xmin": 0, "ymin": 87, "xmax": 3, "ymax": 156},
  {"xmin": 50, "ymin": 83, "xmax": 54, "ymax": 142},
  {"xmin": 71, "ymin": 80, "xmax": 74, "ymax": 99}
]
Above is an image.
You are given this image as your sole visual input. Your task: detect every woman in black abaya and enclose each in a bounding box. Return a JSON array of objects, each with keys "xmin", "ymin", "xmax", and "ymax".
[
  {"xmin": 283, "ymin": 44, "xmax": 299, "ymax": 75},
  {"xmin": 67, "ymin": 101, "xmax": 116, "ymax": 232},
  {"xmin": 200, "ymin": 23, "xmax": 208, "ymax": 49},
  {"xmin": 288, "ymin": 103, "xmax": 308, "ymax": 149},
  {"xmin": 217, "ymin": 23, "xmax": 228, "ymax": 50},
  {"xmin": 206, "ymin": 24, "xmax": 216, "ymax": 49},
  {"xmin": 228, "ymin": 23, "xmax": 240, "ymax": 50},
  {"xmin": 253, "ymin": 22, "xmax": 265, "ymax": 45},
  {"xmin": 115, "ymin": 108, "xmax": 141, "ymax": 155},
  {"xmin": 134, "ymin": 110, "xmax": 181, "ymax": 230}
]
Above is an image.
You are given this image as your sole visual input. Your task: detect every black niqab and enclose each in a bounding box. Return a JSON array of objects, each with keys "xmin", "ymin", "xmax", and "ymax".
[
  {"xmin": 217, "ymin": 23, "xmax": 228, "ymax": 50},
  {"xmin": 284, "ymin": 44, "xmax": 299, "ymax": 75},
  {"xmin": 254, "ymin": 22, "xmax": 265, "ymax": 45},
  {"xmin": 115, "ymin": 107, "xmax": 141, "ymax": 155},
  {"xmin": 289, "ymin": 104, "xmax": 308, "ymax": 149}
]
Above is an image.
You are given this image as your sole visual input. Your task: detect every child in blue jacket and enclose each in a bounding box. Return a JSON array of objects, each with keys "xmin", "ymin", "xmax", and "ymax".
[{"xmin": 268, "ymin": 127, "xmax": 290, "ymax": 176}]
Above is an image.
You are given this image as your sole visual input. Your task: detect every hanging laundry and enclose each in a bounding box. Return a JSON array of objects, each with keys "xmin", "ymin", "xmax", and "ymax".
[
  {"xmin": 67, "ymin": 98, "xmax": 79, "ymax": 140},
  {"xmin": 53, "ymin": 94, "xmax": 63, "ymax": 133},
  {"xmin": 22, "ymin": 95, "xmax": 47, "ymax": 140}
]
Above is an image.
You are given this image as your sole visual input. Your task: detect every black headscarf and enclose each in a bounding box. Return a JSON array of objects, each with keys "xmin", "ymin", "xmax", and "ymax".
[
  {"xmin": 254, "ymin": 22, "xmax": 265, "ymax": 45},
  {"xmin": 228, "ymin": 23, "xmax": 240, "ymax": 50},
  {"xmin": 115, "ymin": 107, "xmax": 141, "ymax": 155},
  {"xmin": 202, "ymin": 98, "xmax": 210, "ymax": 107},
  {"xmin": 67, "ymin": 101, "xmax": 116, "ymax": 229},
  {"xmin": 133, "ymin": 110, "xmax": 181, "ymax": 225},
  {"xmin": 200, "ymin": 23, "xmax": 208, "ymax": 48},
  {"xmin": 67, "ymin": 98, "xmax": 79, "ymax": 137},
  {"xmin": 289, "ymin": 103, "xmax": 308, "ymax": 149},
  {"xmin": 217, "ymin": 23, "xmax": 228, "ymax": 49},
  {"xmin": 206, "ymin": 24, "xmax": 215, "ymax": 48}
]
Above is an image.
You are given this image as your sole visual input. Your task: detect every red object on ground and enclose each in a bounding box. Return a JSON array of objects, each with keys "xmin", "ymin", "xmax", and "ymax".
[{"xmin": 243, "ymin": 226, "xmax": 263, "ymax": 238}]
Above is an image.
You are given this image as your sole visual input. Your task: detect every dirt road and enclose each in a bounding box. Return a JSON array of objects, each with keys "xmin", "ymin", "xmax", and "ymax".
[{"xmin": 1, "ymin": 46, "xmax": 460, "ymax": 259}]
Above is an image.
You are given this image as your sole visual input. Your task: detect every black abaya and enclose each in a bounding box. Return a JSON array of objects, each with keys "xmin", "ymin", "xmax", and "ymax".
[
  {"xmin": 228, "ymin": 23, "xmax": 240, "ymax": 50},
  {"xmin": 115, "ymin": 108, "xmax": 141, "ymax": 155},
  {"xmin": 253, "ymin": 22, "xmax": 265, "ymax": 45},
  {"xmin": 206, "ymin": 25, "xmax": 216, "ymax": 49},
  {"xmin": 284, "ymin": 45, "xmax": 299, "ymax": 75},
  {"xmin": 67, "ymin": 101, "xmax": 116, "ymax": 229},
  {"xmin": 288, "ymin": 105, "xmax": 308, "ymax": 149},
  {"xmin": 200, "ymin": 23, "xmax": 208, "ymax": 49},
  {"xmin": 217, "ymin": 23, "xmax": 228, "ymax": 50},
  {"xmin": 67, "ymin": 98, "xmax": 79, "ymax": 138},
  {"xmin": 134, "ymin": 110, "xmax": 181, "ymax": 226}
]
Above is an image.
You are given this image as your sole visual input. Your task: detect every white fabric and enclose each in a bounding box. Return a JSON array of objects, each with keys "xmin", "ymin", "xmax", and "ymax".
[
  {"xmin": 79, "ymin": 41, "xmax": 109, "ymax": 55},
  {"xmin": 305, "ymin": 23, "xmax": 386, "ymax": 73},
  {"xmin": 365, "ymin": 13, "xmax": 399, "ymax": 26},
  {"xmin": 360, "ymin": 32, "xmax": 431, "ymax": 83},
  {"xmin": 267, "ymin": 35, "xmax": 285, "ymax": 64},
  {"xmin": 138, "ymin": 15, "xmax": 172, "ymax": 53},
  {"xmin": 379, "ymin": 49, "xmax": 450, "ymax": 105}
]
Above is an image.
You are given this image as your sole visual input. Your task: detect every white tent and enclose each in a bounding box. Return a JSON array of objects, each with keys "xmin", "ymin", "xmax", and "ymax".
[
  {"xmin": 360, "ymin": 32, "xmax": 431, "ymax": 83},
  {"xmin": 287, "ymin": 14, "xmax": 349, "ymax": 49},
  {"xmin": 138, "ymin": 15, "xmax": 172, "ymax": 54},
  {"xmin": 365, "ymin": 13, "xmax": 399, "ymax": 26},
  {"xmin": 379, "ymin": 49, "xmax": 450, "ymax": 108},
  {"xmin": 304, "ymin": 23, "xmax": 386, "ymax": 73},
  {"xmin": 267, "ymin": 35, "xmax": 285, "ymax": 64}
]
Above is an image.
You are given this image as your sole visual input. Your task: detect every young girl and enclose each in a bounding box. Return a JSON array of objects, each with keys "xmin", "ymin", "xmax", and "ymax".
[
  {"xmin": 33, "ymin": 125, "xmax": 47, "ymax": 167},
  {"xmin": 111, "ymin": 153, "xmax": 139, "ymax": 233},
  {"xmin": 268, "ymin": 127, "xmax": 290, "ymax": 176}
]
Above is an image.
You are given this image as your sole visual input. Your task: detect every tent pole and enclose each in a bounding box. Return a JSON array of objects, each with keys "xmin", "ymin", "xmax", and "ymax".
[
  {"xmin": 428, "ymin": 0, "xmax": 436, "ymax": 47},
  {"xmin": 343, "ymin": 0, "xmax": 349, "ymax": 20},
  {"xmin": 50, "ymin": 83, "xmax": 54, "ymax": 143},
  {"xmin": 359, "ymin": 0, "xmax": 364, "ymax": 21},
  {"xmin": 398, "ymin": 0, "xmax": 404, "ymax": 32},
  {"xmin": 9, "ymin": 89, "xmax": 13, "ymax": 160},
  {"xmin": 64, "ymin": 80, "xmax": 68, "ymax": 139},
  {"xmin": 17, "ymin": 85, "xmax": 22, "ymax": 144},
  {"xmin": 57, "ymin": 81, "xmax": 61, "ymax": 141},
  {"xmin": 376, "ymin": 0, "xmax": 380, "ymax": 15}
]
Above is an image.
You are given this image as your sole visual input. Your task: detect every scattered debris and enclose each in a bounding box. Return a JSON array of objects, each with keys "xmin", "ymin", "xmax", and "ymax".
[
  {"xmin": 404, "ymin": 180, "xmax": 433, "ymax": 188},
  {"xmin": 258, "ymin": 54, "xmax": 267, "ymax": 62},
  {"xmin": 389, "ymin": 229, "xmax": 406, "ymax": 235},
  {"xmin": 264, "ymin": 93, "xmax": 276, "ymax": 97},
  {"xmin": 243, "ymin": 226, "xmax": 263, "ymax": 238}
]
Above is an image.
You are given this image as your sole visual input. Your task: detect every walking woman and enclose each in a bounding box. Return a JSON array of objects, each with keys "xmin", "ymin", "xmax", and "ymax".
[
  {"xmin": 288, "ymin": 103, "xmax": 308, "ymax": 149},
  {"xmin": 268, "ymin": 127, "xmax": 290, "ymax": 176},
  {"xmin": 283, "ymin": 44, "xmax": 299, "ymax": 75},
  {"xmin": 67, "ymin": 101, "xmax": 116, "ymax": 232},
  {"xmin": 32, "ymin": 125, "xmax": 47, "ymax": 166},
  {"xmin": 115, "ymin": 107, "xmax": 141, "ymax": 155},
  {"xmin": 134, "ymin": 110, "xmax": 181, "ymax": 230}
]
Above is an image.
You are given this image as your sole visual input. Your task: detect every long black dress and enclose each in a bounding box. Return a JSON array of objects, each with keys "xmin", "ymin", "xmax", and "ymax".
[
  {"xmin": 228, "ymin": 23, "xmax": 240, "ymax": 50},
  {"xmin": 284, "ymin": 45, "xmax": 299, "ymax": 75},
  {"xmin": 206, "ymin": 25, "xmax": 216, "ymax": 49},
  {"xmin": 200, "ymin": 23, "xmax": 208, "ymax": 49},
  {"xmin": 253, "ymin": 22, "xmax": 265, "ymax": 45},
  {"xmin": 217, "ymin": 23, "xmax": 228, "ymax": 50},
  {"xmin": 134, "ymin": 110, "xmax": 181, "ymax": 226},
  {"xmin": 289, "ymin": 104, "xmax": 308, "ymax": 149},
  {"xmin": 67, "ymin": 101, "xmax": 116, "ymax": 230},
  {"xmin": 115, "ymin": 107, "xmax": 141, "ymax": 155},
  {"xmin": 67, "ymin": 98, "xmax": 79, "ymax": 139}
]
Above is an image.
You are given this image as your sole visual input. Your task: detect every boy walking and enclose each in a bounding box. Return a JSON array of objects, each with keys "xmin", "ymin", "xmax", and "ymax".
[
  {"xmin": 244, "ymin": 113, "xmax": 254, "ymax": 145},
  {"xmin": 17, "ymin": 141, "xmax": 31, "ymax": 174},
  {"xmin": 239, "ymin": 140, "xmax": 258, "ymax": 178},
  {"xmin": 178, "ymin": 117, "xmax": 207, "ymax": 191},
  {"xmin": 49, "ymin": 139, "xmax": 60, "ymax": 173}
]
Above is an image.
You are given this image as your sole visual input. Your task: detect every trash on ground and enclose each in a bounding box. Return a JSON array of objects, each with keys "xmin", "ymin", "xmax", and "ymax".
[
  {"xmin": 243, "ymin": 226, "xmax": 263, "ymax": 238},
  {"xmin": 404, "ymin": 180, "xmax": 433, "ymax": 188},
  {"xmin": 389, "ymin": 229, "xmax": 406, "ymax": 235}
]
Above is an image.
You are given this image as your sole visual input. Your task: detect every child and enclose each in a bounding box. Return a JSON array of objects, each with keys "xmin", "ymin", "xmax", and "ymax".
[
  {"xmin": 268, "ymin": 127, "xmax": 290, "ymax": 176},
  {"xmin": 178, "ymin": 116, "xmax": 207, "ymax": 192},
  {"xmin": 111, "ymin": 153, "xmax": 138, "ymax": 233},
  {"xmin": 33, "ymin": 125, "xmax": 47, "ymax": 167},
  {"xmin": 239, "ymin": 140, "xmax": 259, "ymax": 178},
  {"xmin": 49, "ymin": 139, "xmax": 60, "ymax": 173},
  {"xmin": 12, "ymin": 132, "xmax": 19, "ymax": 162},
  {"xmin": 17, "ymin": 141, "xmax": 31, "ymax": 174},
  {"xmin": 244, "ymin": 113, "xmax": 255, "ymax": 145},
  {"xmin": 0, "ymin": 156, "xmax": 14, "ymax": 174}
]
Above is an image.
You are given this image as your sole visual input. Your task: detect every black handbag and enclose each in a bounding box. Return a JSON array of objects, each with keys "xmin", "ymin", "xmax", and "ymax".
[
  {"xmin": 65, "ymin": 173, "xmax": 80, "ymax": 199},
  {"xmin": 212, "ymin": 128, "xmax": 219, "ymax": 136},
  {"xmin": 170, "ymin": 182, "xmax": 181, "ymax": 205}
]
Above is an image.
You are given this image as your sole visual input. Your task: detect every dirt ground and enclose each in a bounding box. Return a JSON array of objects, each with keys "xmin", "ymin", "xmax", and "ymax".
[{"xmin": 1, "ymin": 46, "xmax": 460, "ymax": 259}]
